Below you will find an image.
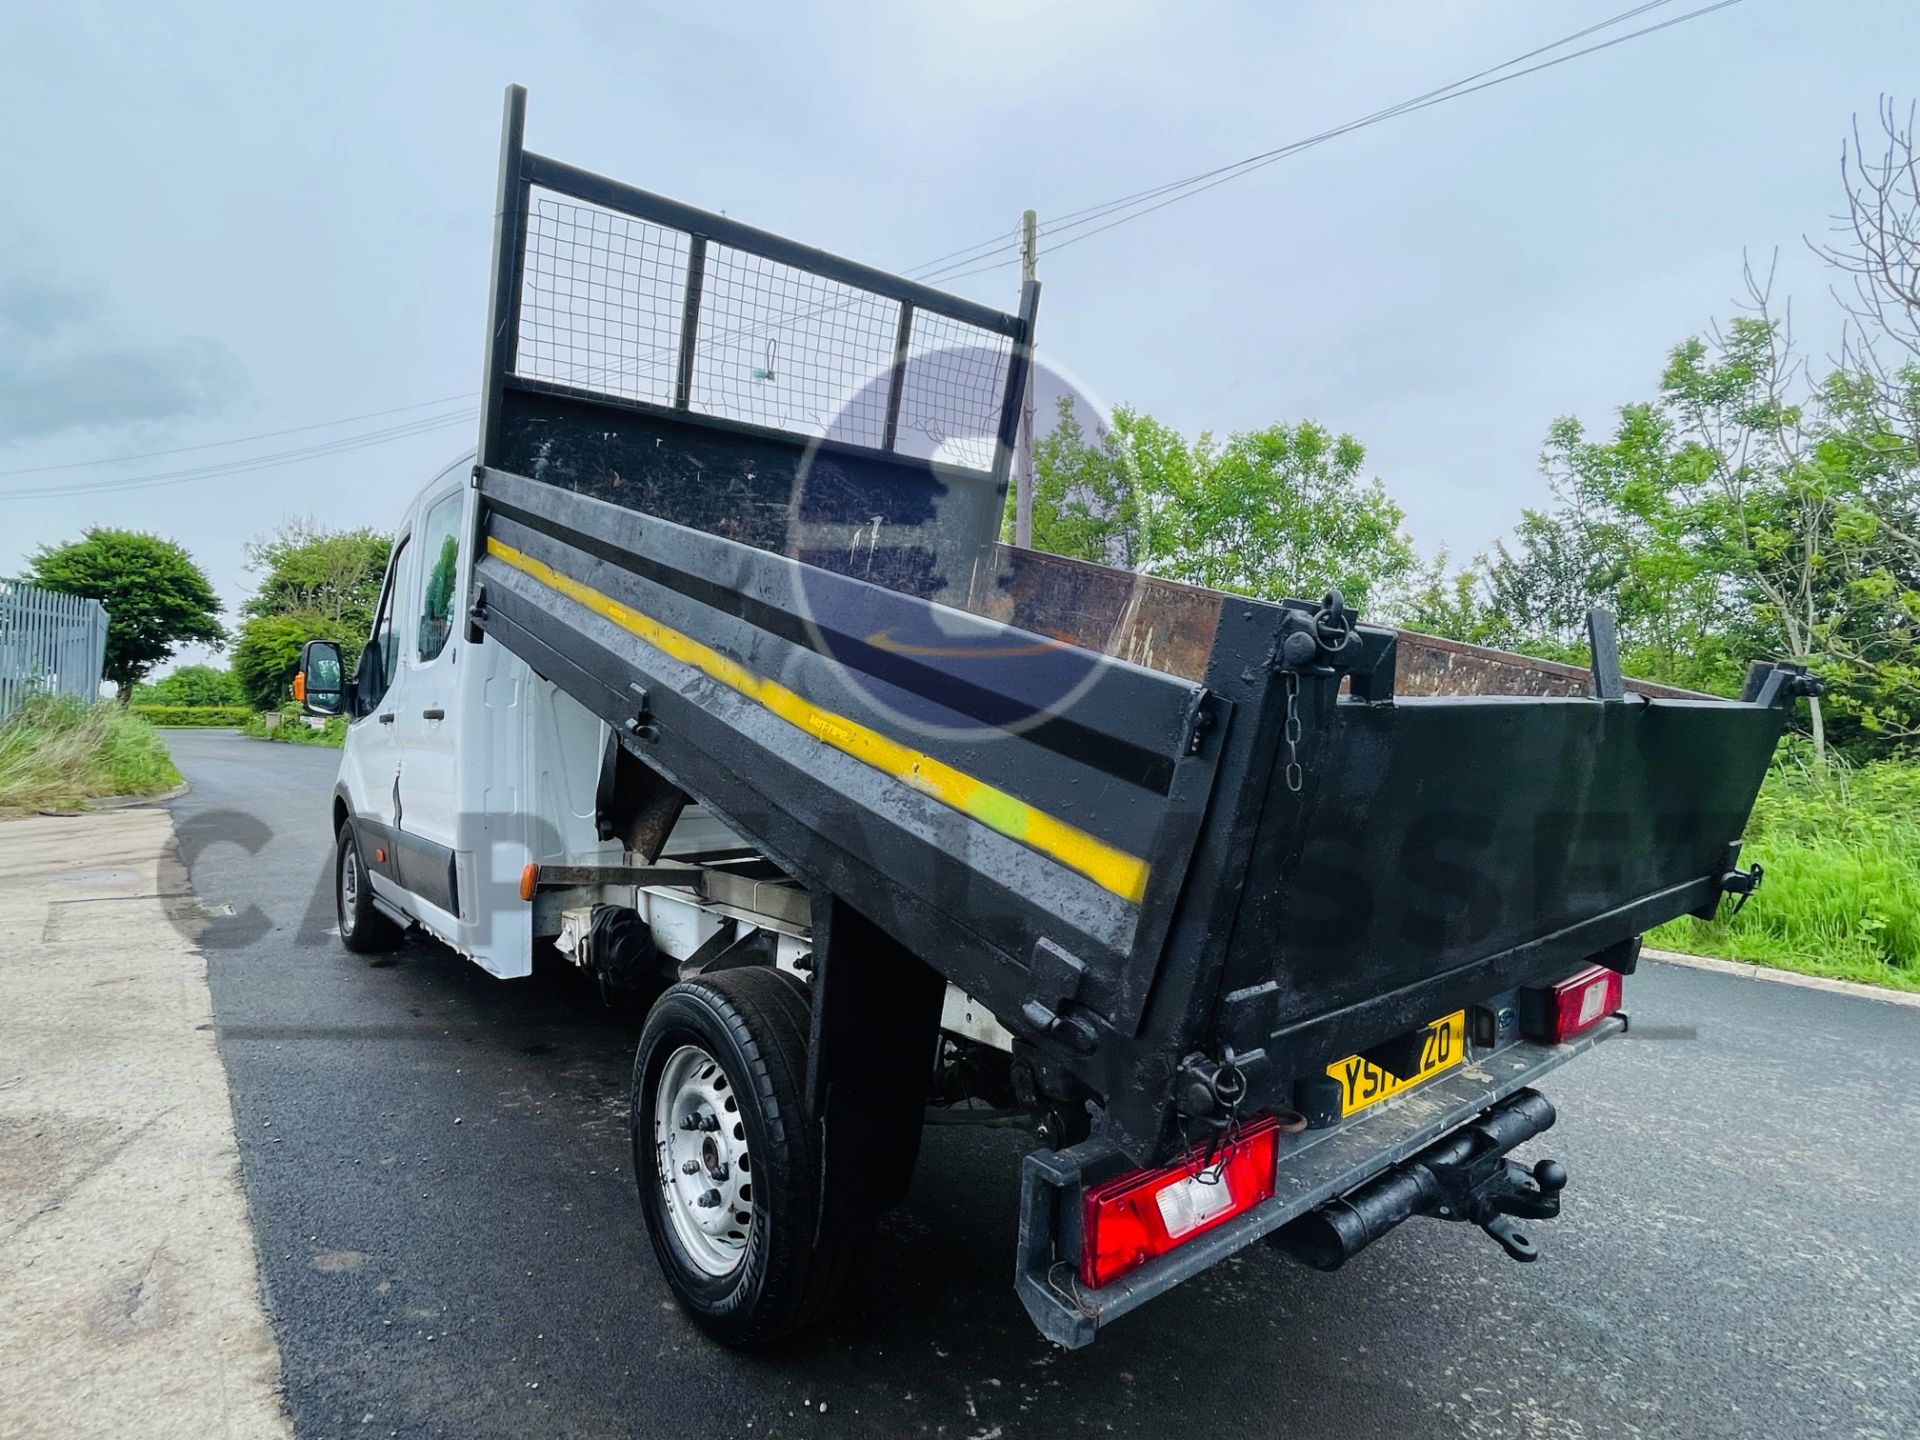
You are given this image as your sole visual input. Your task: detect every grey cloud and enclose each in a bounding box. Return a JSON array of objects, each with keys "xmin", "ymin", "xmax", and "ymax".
[{"xmin": 0, "ymin": 274, "xmax": 242, "ymax": 445}]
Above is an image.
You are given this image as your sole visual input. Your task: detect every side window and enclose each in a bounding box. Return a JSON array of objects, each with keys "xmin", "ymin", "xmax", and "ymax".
[
  {"xmin": 357, "ymin": 537, "xmax": 409, "ymax": 714},
  {"xmin": 414, "ymin": 491, "xmax": 462, "ymax": 664}
]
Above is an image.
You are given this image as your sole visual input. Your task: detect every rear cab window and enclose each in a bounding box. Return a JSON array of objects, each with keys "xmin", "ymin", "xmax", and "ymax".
[{"xmin": 414, "ymin": 490, "xmax": 463, "ymax": 665}]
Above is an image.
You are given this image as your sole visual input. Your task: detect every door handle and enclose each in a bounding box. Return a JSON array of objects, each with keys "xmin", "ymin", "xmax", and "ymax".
[
  {"xmin": 378, "ymin": 712, "xmax": 395, "ymax": 725},
  {"xmin": 422, "ymin": 708, "xmax": 445, "ymax": 721}
]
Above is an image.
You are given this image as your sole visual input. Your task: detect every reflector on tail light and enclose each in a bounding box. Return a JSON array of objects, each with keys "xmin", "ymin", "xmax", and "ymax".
[
  {"xmin": 1079, "ymin": 1117, "xmax": 1281, "ymax": 1290},
  {"xmin": 1521, "ymin": 965, "xmax": 1623, "ymax": 1044}
]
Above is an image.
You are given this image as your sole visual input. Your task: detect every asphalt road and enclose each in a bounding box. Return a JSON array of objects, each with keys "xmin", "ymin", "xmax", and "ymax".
[{"xmin": 162, "ymin": 728, "xmax": 1920, "ymax": 1440}]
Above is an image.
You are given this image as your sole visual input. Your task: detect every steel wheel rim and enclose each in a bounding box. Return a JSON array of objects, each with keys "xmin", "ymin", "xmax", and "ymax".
[
  {"xmin": 653, "ymin": 1043, "xmax": 754, "ymax": 1278},
  {"xmin": 339, "ymin": 839, "xmax": 359, "ymax": 935}
]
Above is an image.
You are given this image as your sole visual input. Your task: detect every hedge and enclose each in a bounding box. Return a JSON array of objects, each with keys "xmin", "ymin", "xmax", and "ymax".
[{"xmin": 130, "ymin": 704, "xmax": 255, "ymax": 728}]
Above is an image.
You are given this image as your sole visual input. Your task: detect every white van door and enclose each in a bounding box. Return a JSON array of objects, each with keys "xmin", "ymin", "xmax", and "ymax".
[
  {"xmin": 344, "ymin": 526, "xmax": 413, "ymax": 904},
  {"xmin": 385, "ymin": 481, "xmax": 466, "ymax": 929}
]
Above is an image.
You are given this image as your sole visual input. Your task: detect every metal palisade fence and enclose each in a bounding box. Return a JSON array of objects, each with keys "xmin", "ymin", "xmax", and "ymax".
[{"xmin": 0, "ymin": 579, "xmax": 109, "ymax": 720}]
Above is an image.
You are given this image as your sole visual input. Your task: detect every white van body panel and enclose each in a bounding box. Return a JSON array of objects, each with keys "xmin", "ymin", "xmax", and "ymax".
[{"xmin": 331, "ymin": 456, "xmax": 615, "ymax": 979}]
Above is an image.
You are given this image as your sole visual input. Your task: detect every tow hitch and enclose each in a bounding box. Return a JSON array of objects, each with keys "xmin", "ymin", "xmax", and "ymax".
[{"xmin": 1269, "ymin": 1088, "xmax": 1567, "ymax": 1270}]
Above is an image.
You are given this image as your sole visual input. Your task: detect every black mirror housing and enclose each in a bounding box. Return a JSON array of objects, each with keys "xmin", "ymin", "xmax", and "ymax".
[{"xmin": 297, "ymin": 640, "xmax": 349, "ymax": 717}]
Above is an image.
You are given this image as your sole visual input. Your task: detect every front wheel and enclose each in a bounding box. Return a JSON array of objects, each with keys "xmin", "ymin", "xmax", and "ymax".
[
  {"xmin": 632, "ymin": 968, "xmax": 866, "ymax": 1346},
  {"xmin": 335, "ymin": 824, "xmax": 401, "ymax": 954}
]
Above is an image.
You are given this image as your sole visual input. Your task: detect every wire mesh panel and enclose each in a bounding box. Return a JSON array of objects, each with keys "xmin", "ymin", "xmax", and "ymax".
[
  {"xmin": 689, "ymin": 245, "xmax": 902, "ymax": 447},
  {"xmin": 516, "ymin": 190, "xmax": 691, "ymax": 406},
  {"xmin": 499, "ymin": 169, "xmax": 1026, "ymax": 480},
  {"xmin": 0, "ymin": 580, "xmax": 109, "ymax": 719},
  {"xmin": 892, "ymin": 309, "xmax": 1014, "ymax": 473}
]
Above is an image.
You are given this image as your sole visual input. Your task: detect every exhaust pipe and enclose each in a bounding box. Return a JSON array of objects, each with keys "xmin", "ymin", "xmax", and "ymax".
[{"xmin": 1269, "ymin": 1089, "xmax": 1562, "ymax": 1271}]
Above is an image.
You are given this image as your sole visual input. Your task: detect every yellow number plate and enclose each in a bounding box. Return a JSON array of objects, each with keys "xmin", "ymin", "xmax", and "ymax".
[{"xmin": 1327, "ymin": 1011, "xmax": 1468, "ymax": 1117}]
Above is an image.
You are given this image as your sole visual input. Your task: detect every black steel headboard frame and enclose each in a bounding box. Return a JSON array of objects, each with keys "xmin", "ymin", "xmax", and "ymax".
[{"xmin": 475, "ymin": 83, "xmax": 1038, "ymax": 497}]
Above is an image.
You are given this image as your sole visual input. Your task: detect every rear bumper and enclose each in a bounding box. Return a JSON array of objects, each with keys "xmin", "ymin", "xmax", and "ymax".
[{"xmin": 1013, "ymin": 1015, "xmax": 1626, "ymax": 1348}]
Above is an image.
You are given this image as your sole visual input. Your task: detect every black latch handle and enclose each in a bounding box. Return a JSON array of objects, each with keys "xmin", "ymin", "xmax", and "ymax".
[{"xmin": 1718, "ymin": 863, "xmax": 1765, "ymax": 917}]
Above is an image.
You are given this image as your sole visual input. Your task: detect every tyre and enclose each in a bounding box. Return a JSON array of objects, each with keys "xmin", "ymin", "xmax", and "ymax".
[
  {"xmin": 632, "ymin": 967, "xmax": 865, "ymax": 1346},
  {"xmin": 335, "ymin": 823, "xmax": 401, "ymax": 954}
]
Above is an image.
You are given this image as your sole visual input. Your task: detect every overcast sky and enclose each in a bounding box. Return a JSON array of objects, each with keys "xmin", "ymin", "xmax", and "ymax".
[{"xmin": 2, "ymin": 1, "xmax": 1913, "ymax": 667}]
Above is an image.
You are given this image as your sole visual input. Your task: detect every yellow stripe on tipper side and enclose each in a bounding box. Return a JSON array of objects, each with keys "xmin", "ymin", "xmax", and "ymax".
[{"xmin": 485, "ymin": 536, "xmax": 1152, "ymax": 904}]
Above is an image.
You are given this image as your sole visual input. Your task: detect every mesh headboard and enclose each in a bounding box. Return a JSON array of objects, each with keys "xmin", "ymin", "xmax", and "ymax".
[{"xmin": 477, "ymin": 88, "xmax": 1037, "ymax": 599}]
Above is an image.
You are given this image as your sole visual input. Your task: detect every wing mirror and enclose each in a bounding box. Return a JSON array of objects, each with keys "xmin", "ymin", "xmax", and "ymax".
[{"xmin": 296, "ymin": 640, "xmax": 349, "ymax": 717}]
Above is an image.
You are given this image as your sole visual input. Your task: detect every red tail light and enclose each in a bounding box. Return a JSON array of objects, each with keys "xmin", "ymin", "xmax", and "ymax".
[
  {"xmin": 1522, "ymin": 965, "xmax": 1623, "ymax": 1043},
  {"xmin": 1079, "ymin": 1117, "xmax": 1280, "ymax": 1290}
]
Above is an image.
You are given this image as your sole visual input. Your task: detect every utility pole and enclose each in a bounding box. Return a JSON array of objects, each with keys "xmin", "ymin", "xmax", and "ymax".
[{"xmin": 1014, "ymin": 207, "xmax": 1038, "ymax": 549}]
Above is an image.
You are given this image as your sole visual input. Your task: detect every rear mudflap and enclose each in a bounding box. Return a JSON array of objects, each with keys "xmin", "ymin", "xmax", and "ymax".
[{"xmin": 1013, "ymin": 1016, "xmax": 1625, "ymax": 1348}]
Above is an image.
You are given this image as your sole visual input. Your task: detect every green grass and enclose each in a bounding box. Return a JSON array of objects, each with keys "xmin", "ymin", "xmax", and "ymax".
[
  {"xmin": 0, "ymin": 695, "xmax": 184, "ymax": 815},
  {"xmin": 240, "ymin": 707, "xmax": 346, "ymax": 748},
  {"xmin": 1650, "ymin": 745, "xmax": 1920, "ymax": 993}
]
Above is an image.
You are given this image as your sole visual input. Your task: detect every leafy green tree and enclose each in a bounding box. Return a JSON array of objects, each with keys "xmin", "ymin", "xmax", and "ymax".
[
  {"xmin": 134, "ymin": 664, "xmax": 244, "ymax": 707},
  {"xmin": 1139, "ymin": 420, "xmax": 1417, "ymax": 616},
  {"xmin": 1808, "ymin": 368, "xmax": 1920, "ymax": 745},
  {"xmin": 1018, "ymin": 402, "xmax": 1419, "ymax": 619},
  {"xmin": 1399, "ymin": 550, "xmax": 1503, "ymax": 645},
  {"xmin": 230, "ymin": 612, "xmax": 355, "ymax": 712},
  {"xmin": 243, "ymin": 519, "xmax": 391, "ymax": 631},
  {"xmin": 1009, "ymin": 396, "xmax": 1152, "ymax": 566},
  {"xmin": 229, "ymin": 520, "xmax": 393, "ymax": 712},
  {"xmin": 29, "ymin": 529, "xmax": 225, "ymax": 703},
  {"xmin": 1488, "ymin": 282, "xmax": 1915, "ymax": 755}
]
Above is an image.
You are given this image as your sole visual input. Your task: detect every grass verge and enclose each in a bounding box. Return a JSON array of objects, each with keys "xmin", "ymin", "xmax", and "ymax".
[
  {"xmin": 1650, "ymin": 746, "xmax": 1920, "ymax": 993},
  {"xmin": 0, "ymin": 696, "xmax": 183, "ymax": 815}
]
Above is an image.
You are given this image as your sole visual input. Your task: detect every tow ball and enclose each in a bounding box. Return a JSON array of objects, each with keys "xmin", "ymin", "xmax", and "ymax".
[
  {"xmin": 1441, "ymin": 1153, "xmax": 1567, "ymax": 1262},
  {"xmin": 1270, "ymin": 1088, "xmax": 1568, "ymax": 1270}
]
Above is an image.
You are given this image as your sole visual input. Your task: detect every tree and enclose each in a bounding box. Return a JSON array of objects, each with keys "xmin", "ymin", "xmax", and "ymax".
[
  {"xmin": 1481, "ymin": 265, "xmax": 1919, "ymax": 756},
  {"xmin": 243, "ymin": 519, "xmax": 391, "ymax": 630},
  {"xmin": 1140, "ymin": 420, "xmax": 1418, "ymax": 616},
  {"xmin": 134, "ymin": 664, "xmax": 244, "ymax": 707},
  {"xmin": 1802, "ymin": 99, "xmax": 1920, "ymax": 746},
  {"xmin": 1811, "ymin": 98, "xmax": 1920, "ymax": 475},
  {"xmin": 29, "ymin": 529, "xmax": 225, "ymax": 703},
  {"xmin": 1010, "ymin": 396, "xmax": 1153, "ymax": 567},
  {"xmin": 1399, "ymin": 549, "xmax": 1503, "ymax": 646},
  {"xmin": 1807, "ymin": 368, "xmax": 1920, "ymax": 744},
  {"xmin": 230, "ymin": 520, "xmax": 393, "ymax": 712},
  {"xmin": 1018, "ymin": 401, "xmax": 1419, "ymax": 620},
  {"xmin": 230, "ymin": 612, "xmax": 333, "ymax": 712}
]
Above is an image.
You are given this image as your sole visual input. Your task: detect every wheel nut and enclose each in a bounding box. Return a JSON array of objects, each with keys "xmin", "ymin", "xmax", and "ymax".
[
  {"xmin": 695, "ymin": 1189, "xmax": 722, "ymax": 1209},
  {"xmin": 680, "ymin": 1160, "xmax": 699, "ymax": 1175}
]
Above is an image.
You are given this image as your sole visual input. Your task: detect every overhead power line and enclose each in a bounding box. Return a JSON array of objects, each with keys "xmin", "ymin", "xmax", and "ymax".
[
  {"xmin": 540, "ymin": 2, "xmax": 1728, "ymax": 395},
  {"xmin": 9, "ymin": 0, "xmax": 1742, "ymax": 499},
  {"xmin": 0, "ymin": 390, "xmax": 478, "ymax": 479},
  {"xmin": 930, "ymin": 0, "xmax": 1742, "ymax": 280},
  {"xmin": 1029, "ymin": 0, "xmax": 1687, "ymax": 242},
  {"xmin": 1036, "ymin": 0, "xmax": 1744, "ymax": 261},
  {"xmin": 0, "ymin": 407, "xmax": 478, "ymax": 502}
]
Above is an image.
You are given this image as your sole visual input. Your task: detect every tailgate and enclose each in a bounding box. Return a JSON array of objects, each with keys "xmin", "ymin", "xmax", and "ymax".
[{"xmin": 1210, "ymin": 680, "xmax": 1793, "ymax": 1080}]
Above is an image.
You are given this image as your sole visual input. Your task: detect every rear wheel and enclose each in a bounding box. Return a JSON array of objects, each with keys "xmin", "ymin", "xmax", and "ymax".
[
  {"xmin": 632, "ymin": 967, "xmax": 866, "ymax": 1346},
  {"xmin": 335, "ymin": 824, "xmax": 401, "ymax": 954}
]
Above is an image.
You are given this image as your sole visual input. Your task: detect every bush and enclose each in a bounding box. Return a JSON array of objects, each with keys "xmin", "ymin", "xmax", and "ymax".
[
  {"xmin": 131, "ymin": 704, "xmax": 253, "ymax": 728},
  {"xmin": 240, "ymin": 708, "xmax": 347, "ymax": 749},
  {"xmin": 232, "ymin": 613, "xmax": 364, "ymax": 713},
  {"xmin": 1651, "ymin": 745, "xmax": 1920, "ymax": 992},
  {"xmin": 133, "ymin": 664, "xmax": 245, "ymax": 708},
  {"xmin": 0, "ymin": 696, "xmax": 183, "ymax": 814}
]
